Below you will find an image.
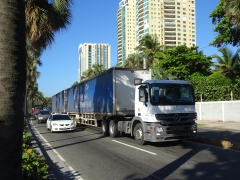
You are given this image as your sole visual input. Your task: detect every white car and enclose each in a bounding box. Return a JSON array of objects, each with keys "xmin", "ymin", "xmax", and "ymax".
[{"xmin": 46, "ymin": 114, "xmax": 75, "ymax": 133}]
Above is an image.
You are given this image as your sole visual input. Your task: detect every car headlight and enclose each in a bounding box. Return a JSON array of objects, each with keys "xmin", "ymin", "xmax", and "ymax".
[
  {"xmin": 39, "ymin": 117, "xmax": 43, "ymax": 119},
  {"xmin": 71, "ymin": 122, "xmax": 74, "ymax": 126},
  {"xmin": 52, "ymin": 123, "xmax": 58, "ymax": 126},
  {"xmin": 154, "ymin": 126, "xmax": 163, "ymax": 133}
]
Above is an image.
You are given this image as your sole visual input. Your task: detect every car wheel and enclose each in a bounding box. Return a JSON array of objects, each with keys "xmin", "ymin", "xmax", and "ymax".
[
  {"xmin": 133, "ymin": 123, "xmax": 146, "ymax": 145},
  {"xmin": 51, "ymin": 126, "xmax": 54, "ymax": 133},
  {"xmin": 109, "ymin": 120, "xmax": 120, "ymax": 138}
]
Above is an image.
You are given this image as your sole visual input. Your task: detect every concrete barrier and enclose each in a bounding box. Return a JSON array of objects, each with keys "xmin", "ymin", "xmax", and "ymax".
[{"xmin": 196, "ymin": 101, "xmax": 240, "ymax": 122}]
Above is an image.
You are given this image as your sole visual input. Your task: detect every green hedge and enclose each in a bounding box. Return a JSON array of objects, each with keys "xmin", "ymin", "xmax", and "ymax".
[
  {"xmin": 22, "ymin": 115, "xmax": 49, "ymax": 179},
  {"xmin": 189, "ymin": 76, "xmax": 240, "ymax": 102}
]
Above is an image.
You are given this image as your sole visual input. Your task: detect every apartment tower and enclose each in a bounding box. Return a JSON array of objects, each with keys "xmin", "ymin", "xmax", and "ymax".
[
  {"xmin": 117, "ymin": 0, "xmax": 196, "ymax": 64},
  {"xmin": 78, "ymin": 43, "xmax": 110, "ymax": 82}
]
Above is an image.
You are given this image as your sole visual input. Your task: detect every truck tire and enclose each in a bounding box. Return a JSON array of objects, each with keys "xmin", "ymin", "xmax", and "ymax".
[
  {"xmin": 133, "ymin": 123, "xmax": 146, "ymax": 145},
  {"xmin": 109, "ymin": 120, "xmax": 120, "ymax": 138},
  {"xmin": 74, "ymin": 118, "xmax": 78, "ymax": 127},
  {"xmin": 102, "ymin": 119, "xmax": 109, "ymax": 136}
]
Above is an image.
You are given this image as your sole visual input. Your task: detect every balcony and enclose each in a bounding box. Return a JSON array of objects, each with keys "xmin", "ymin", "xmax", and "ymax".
[
  {"xmin": 164, "ymin": 2, "xmax": 175, "ymax": 6},
  {"xmin": 136, "ymin": 0, "xmax": 144, "ymax": 7},
  {"xmin": 165, "ymin": 19, "xmax": 175, "ymax": 23},
  {"xmin": 165, "ymin": 37, "xmax": 176, "ymax": 40},
  {"xmin": 165, "ymin": 33, "xmax": 176, "ymax": 37},
  {"xmin": 164, "ymin": 15, "xmax": 175, "ymax": 18},
  {"xmin": 164, "ymin": 6, "xmax": 175, "ymax": 9},
  {"xmin": 164, "ymin": 28, "xmax": 176, "ymax": 32},
  {"xmin": 165, "ymin": 24, "xmax": 176, "ymax": 27},
  {"xmin": 164, "ymin": 10, "xmax": 175, "ymax": 14},
  {"xmin": 165, "ymin": 41, "xmax": 176, "ymax": 45}
]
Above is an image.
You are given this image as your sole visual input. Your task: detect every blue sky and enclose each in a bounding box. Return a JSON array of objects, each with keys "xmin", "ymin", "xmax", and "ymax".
[{"xmin": 38, "ymin": 0, "xmax": 227, "ymax": 97}]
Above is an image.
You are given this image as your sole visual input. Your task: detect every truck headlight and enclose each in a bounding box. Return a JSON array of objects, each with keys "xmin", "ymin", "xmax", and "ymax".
[
  {"xmin": 154, "ymin": 127, "xmax": 163, "ymax": 133},
  {"xmin": 191, "ymin": 124, "xmax": 197, "ymax": 133}
]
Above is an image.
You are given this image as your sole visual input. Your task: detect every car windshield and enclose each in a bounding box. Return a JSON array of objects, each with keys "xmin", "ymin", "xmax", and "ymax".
[
  {"xmin": 39, "ymin": 111, "xmax": 50, "ymax": 115},
  {"xmin": 52, "ymin": 115, "xmax": 71, "ymax": 120},
  {"xmin": 150, "ymin": 83, "xmax": 195, "ymax": 105}
]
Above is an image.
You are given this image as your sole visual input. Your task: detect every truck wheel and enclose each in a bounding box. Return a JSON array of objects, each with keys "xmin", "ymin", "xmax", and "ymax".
[
  {"xmin": 109, "ymin": 120, "xmax": 120, "ymax": 138},
  {"xmin": 74, "ymin": 118, "xmax": 78, "ymax": 127},
  {"xmin": 133, "ymin": 123, "xmax": 146, "ymax": 145},
  {"xmin": 102, "ymin": 119, "xmax": 109, "ymax": 136}
]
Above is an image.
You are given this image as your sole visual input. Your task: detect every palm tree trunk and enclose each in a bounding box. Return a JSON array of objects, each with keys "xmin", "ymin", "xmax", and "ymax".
[{"xmin": 0, "ymin": 0, "xmax": 26, "ymax": 179}]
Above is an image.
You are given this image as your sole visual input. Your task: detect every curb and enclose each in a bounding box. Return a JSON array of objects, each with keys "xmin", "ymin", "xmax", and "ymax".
[{"xmin": 190, "ymin": 137, "xmax": 240, "ymax": 151}]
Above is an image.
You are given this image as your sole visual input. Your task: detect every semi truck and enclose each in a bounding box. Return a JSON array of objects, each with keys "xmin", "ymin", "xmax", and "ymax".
[{"xmin": 52, "ymin": 68, "xmax": 197, "ymax": 145}]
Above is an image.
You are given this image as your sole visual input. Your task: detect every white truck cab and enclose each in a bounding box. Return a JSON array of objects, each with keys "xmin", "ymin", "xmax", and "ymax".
[{"xmin": 131, "ymin": 78, "xmax": 197, "ymax": 145}]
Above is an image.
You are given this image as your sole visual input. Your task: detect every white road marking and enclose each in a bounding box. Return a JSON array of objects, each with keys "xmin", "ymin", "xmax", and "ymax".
[
  {"xmin": 112, "ymin": 140, "xmax": 157, "ymax": 155},
  {"xmin": 29, "ymin": 120, "xmax": 83, "ymax": 180}
]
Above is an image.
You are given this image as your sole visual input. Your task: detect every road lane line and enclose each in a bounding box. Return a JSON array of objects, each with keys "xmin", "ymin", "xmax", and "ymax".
[
  {"xmin": 29, "ymin": 120, "xmax": 83, "ymax": 180},
  {"xmin": 112, "ymin": 140, "xmax": 157, "ymax": 155}
]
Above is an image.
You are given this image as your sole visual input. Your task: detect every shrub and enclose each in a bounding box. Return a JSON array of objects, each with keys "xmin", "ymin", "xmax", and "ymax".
[{"xmin": 22, "ymin": 118, "xmax": 49, "ymax": 179}]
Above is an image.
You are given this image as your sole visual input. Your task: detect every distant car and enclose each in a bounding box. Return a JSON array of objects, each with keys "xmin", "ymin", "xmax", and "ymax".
[
  {"xmin": 46, "ymin": 114, "xmax": 75, "ymax": 133},
  {"xmin": 37, "ymin": 110, "xmax": 51, "ymax": 123}
]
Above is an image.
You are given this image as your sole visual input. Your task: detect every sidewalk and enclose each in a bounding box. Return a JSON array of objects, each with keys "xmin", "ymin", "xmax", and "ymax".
[{"xmin": 192, "ymin": 120, "xmax": 240, "ymax": 151}]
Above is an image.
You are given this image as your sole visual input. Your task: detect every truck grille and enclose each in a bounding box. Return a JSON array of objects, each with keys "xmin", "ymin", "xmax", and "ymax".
[{"xmin": 155, "ymin": 113, "xmax": 196, "ymax": 122}]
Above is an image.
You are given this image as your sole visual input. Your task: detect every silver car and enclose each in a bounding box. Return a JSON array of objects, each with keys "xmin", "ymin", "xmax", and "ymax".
[{"xmin": 37, "ymin": 110, "xmax": 50, "ymax": 123}]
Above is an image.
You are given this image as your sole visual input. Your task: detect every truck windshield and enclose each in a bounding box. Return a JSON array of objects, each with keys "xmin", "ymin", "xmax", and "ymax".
[{"xmin": 150, "ymin": 83, "xmax": 195, "ymax": 105}]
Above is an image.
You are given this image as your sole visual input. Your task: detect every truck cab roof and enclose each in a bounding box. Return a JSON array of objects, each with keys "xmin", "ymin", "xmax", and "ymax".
[{"xmin": 142, "ymin": 79, "xmax": 191, "ymax": 84}]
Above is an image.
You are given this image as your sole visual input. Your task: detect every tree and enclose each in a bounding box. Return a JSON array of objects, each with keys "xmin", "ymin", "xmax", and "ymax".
[
  {"xmin": 135, "ymin": 34, "xmax": 164, "ymax": 69},
  {"xmin": 155, "ymin": 45, "xmax": 212, "ymax": 79},
  {"xmin": 25, "ymin": 0, "xmax": 73, "ymax": 107},
  {"xmin": 0, "ymin": 0, "xmax": 26, "ymax": 179},
  {"xmin": 91, "ymin": 63, "xmax": 105, "ymax": 76},
  {"xmin": 71, "ymin": 81, "xmax": 79, "ymax": 87},
  {"xmin": 80, "ymin": 64, "xmax": 106, "ymax": 82},
  {"xmin": 151, "ymin": 68, "xmax": 177, "ymax": 80},
  {"xmin": 123, "ymin": 53, "xmax": 143, "ymax": 69},
  {"xmin": 212, "ymin": 47, "xmax": 240, "ymax": 79},
  {"xmin": 210, "ymin": 0, "xmax": 240, "ymax": 47}
]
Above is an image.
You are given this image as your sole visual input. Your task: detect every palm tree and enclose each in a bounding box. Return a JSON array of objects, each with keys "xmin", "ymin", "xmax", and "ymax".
[
  {"xmin": 25, "ymin": 0, "xmax": 73, "ymax": 52},
  {"xmin": 81, "ymin": 64, "xmax": 106, "ymax": 82},
  {"xmin": 225, "ymin": 0, "xmax": 240, "ymax": 29},
  {"xmin": 152, "ymin": 68, "xmax": 177, "ymax": 80},
  {"xmin": 25, "ymin": 0, "xmax": 73, "ymax": 108},
  {"xmin": 92, "ymin": 63, "xmax": 105, "ymax": 76},
  {"xmin": 0, "ymin": 1, "xmax": 26, "ymax": 178},
  {"xmin": 123, "ymin": 53, "xmax": 143, "ymax": 69},
  {"xmin": 212, "ymin": 47, "xmax": 240, "ymax": 79},
  {"xmin": 135, "ymin": 34, "xmax": 165, "ymax": 69},
  {"xmin": 81, "ymin": 68, "xmax": 94, "ymax": 82}
]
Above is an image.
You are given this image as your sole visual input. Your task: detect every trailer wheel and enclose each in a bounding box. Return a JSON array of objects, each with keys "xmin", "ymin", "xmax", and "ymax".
[
  {"xmin": 74, "ymin": 118, "xmax": 78, "ymax": 127},
  {"xmin": 109, "ymin": 120, "xmax": 120, "ymax": 138},
  {"xmin": 102, "ymin": 119, "xmax": 109, "ymax": 136},
  {"xmin": 133, "ymin": 123, "xmax": 146, "ymax": 145}
]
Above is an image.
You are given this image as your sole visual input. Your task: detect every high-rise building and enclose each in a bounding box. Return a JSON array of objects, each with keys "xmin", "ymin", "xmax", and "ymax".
[
  {"xmin": 117, "ymin": 0, "xmax": 196, "ymax": 64},
  {"xmin": 117, "ymin": 0, "xmax": 137, "ymax": 65},
  {"xmin": 78, "ymin": 43, "xmax": 110, "ymax": 82}
]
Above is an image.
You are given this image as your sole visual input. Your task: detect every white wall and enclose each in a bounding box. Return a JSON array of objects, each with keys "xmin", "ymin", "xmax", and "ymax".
[{"xmin": 196, "ymin": 101, "xmax": 240, "ymax": 122}]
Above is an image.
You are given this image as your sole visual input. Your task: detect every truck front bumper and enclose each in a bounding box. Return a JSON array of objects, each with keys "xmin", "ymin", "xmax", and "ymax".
[{"xmin": 142, "ymin": 121, "xmax": 197, "ymax": 142}]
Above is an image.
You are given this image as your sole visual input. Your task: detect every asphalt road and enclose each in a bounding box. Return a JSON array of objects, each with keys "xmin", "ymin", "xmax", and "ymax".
[{"xmin": 31, "ymin": 120, "xmax": 240, "ymax": 180}]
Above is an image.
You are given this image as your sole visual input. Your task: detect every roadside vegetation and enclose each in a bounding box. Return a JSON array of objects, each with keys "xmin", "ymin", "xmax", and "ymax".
[{"xmin": 22, "ymin": 115, "xmax": 49, "ymax": 179}]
